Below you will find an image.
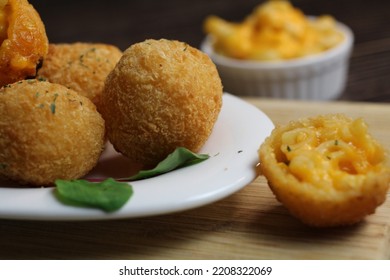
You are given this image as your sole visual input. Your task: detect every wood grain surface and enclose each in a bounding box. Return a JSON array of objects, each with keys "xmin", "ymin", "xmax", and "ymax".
[{"xmin": 1, "ymin": 98, "xmax": 389, "ymax": 260}]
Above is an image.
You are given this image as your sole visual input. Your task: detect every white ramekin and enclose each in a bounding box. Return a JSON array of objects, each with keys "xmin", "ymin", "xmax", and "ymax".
[{"xmin": 201, "ymin": 21, "xmax": 354, "ymax": 100}]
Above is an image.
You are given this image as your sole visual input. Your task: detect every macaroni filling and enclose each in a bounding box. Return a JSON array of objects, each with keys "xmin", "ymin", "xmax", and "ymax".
[
  {"xmin": 0, "ymin": 0, "xmax": 8, "ymax": 43},
  {"xmin": 279, "ymin": 116, "xmax": 385, "ymax": 190}
]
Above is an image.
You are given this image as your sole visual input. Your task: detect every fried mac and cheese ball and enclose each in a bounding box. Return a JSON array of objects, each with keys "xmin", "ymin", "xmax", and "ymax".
[
  {"xmin": 38, "ymin": 43, "xmax": 123, "ymax": 107},
  {"xmin": 259, "ymin": 114, "xmax": 390, "ymax": 227},
  {"xmin": 101, "ymin": 39, "xmax": 223, "ymax": 167},
  {"xmin": 0, "ymin": 79, "xmax": 105, "ymax": 186},
  {"xmin": 0, "ymin": 0, "xmax": 48, "ymax": 86}
]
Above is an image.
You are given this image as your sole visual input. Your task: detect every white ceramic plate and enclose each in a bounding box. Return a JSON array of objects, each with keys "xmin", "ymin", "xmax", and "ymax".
[{"xmin": 0, "ymin": 93, "xmax": 274, "ymax": 221}]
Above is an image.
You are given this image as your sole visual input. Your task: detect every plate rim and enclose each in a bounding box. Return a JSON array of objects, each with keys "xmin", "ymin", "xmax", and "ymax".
[{"xmin": 0, "ymin": 93, "xmax": 274, "ymax": 221}]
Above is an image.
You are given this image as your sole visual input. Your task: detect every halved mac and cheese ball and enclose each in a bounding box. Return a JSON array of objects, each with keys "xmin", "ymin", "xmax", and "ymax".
[
  {"xmin": 259, "ymin": 114, "xmax": 390, "ymax": 227},
  {"xmin": 0, "ymin": 0, "xmax": 48, "ymax": 87}
]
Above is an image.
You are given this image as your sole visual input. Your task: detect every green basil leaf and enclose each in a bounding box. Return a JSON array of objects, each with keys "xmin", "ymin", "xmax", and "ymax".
[
  {"xmin": 126, "ymin": 147, "xmax": 210, "ymax": 181},
  {"xmin": 55, "ymin": 178, "xmax": 133, "ymax": 212}
]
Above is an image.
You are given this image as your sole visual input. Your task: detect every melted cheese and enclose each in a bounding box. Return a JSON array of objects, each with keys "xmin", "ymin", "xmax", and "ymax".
[
  {"xmin": 279, "ymin": 116, "xmax": 385, "ymax": 190},
  {"xmin": 0, "ymin": 1, "xmax": 8, "ymax": 43},
  {"xmin": 204, "ymin": 0, "xmax": 344, "ymax": 60}
]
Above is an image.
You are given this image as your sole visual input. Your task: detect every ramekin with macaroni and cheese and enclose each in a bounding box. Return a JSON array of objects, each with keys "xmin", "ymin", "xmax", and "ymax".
[{"xmin": 201, "ymin": 0, "xmax": 353, "ymax": 100}]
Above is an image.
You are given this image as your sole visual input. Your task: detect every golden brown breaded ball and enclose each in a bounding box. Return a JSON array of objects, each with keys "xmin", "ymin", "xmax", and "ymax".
[
  {"xmin": 259, "ymin": 114, "xmax": 390, "ymax": 227},
  {"xmin": 101, "ymin": 39, "xmax": 223, "ymax": 167},
  {"xmin": 37, "ymin": 42, "xmax": 122, "ymax": 108},
  {"xmin": 0, "ymin": 0, "xmax": 49, "ymax": 87},
  {"xmin": 0, "ymin": 79, "xmax": 105, "ymax": 186}
]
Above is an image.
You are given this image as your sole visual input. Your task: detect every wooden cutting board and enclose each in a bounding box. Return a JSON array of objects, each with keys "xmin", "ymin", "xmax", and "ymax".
[{"xmin": 0, "ymin": 98, "xmax": 389, "ymax": 260}]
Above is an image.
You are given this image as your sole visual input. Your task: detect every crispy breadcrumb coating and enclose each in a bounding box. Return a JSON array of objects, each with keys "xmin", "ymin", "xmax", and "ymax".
[
  {"xmin": 38, "ymin": 43, "xmax": 122, "ymax": 108},
  {"xmin": 0, "ymin": 79, "xmax": 105, "ymax": 186},
  {"xmin": 101, "ymin": 39, "xmax": 223, "ymax": 167},
  {"xmin": 259, "ymin": 114, "xmax": 390, "ymax": 227}
]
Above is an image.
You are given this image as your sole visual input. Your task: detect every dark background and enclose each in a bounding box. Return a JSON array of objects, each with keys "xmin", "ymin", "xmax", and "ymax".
[{"xmin": 29, "ymin": 0, "xmax": 390, "ymax": 102}]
